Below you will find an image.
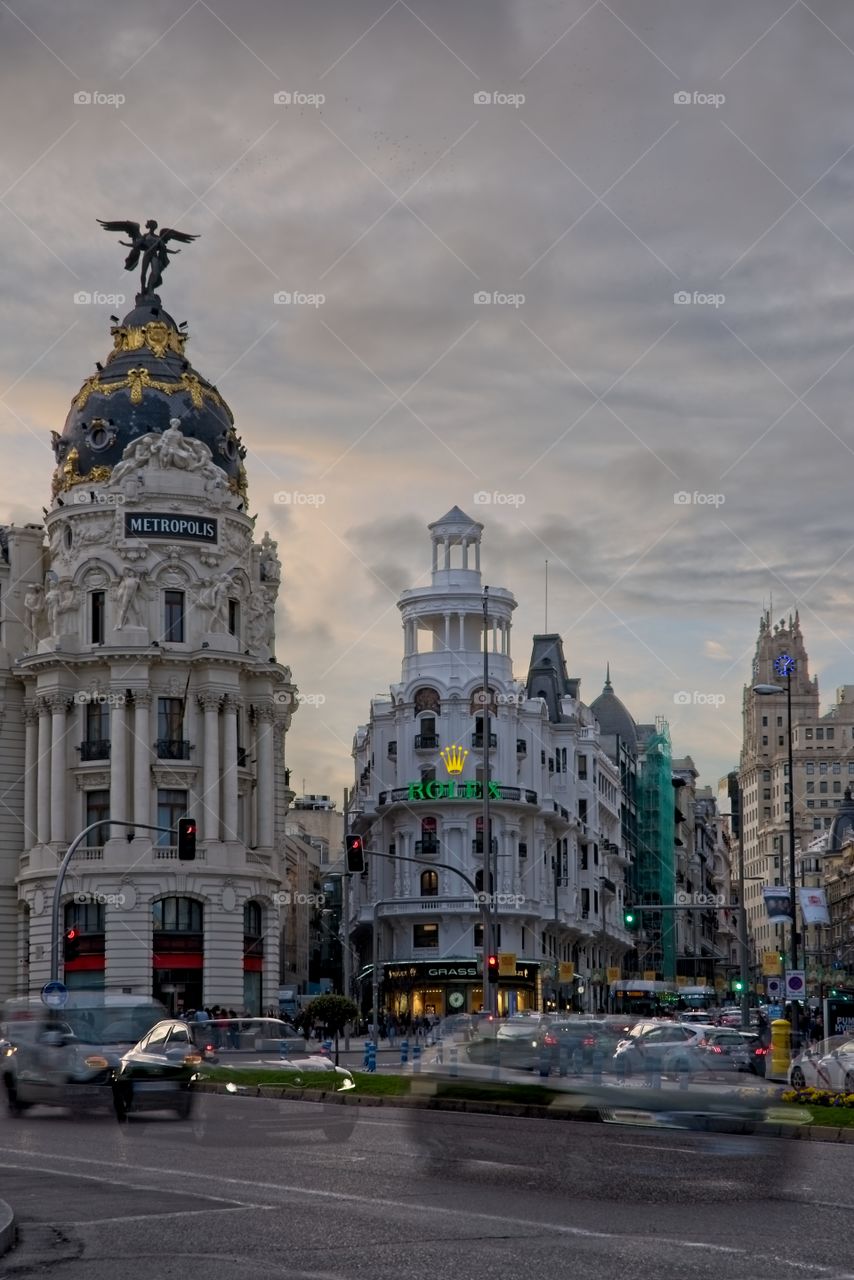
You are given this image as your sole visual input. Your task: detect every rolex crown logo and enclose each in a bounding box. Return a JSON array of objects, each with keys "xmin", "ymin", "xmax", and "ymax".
[{"xmin": 440, "ymin": 743, "xmax": 468, "ymax": 775}]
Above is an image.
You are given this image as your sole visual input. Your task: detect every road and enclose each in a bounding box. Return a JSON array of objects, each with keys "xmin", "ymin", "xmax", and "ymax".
[{"xmin": 0, "ymin": 1093, "xmax": 852, "ymax": 1279}]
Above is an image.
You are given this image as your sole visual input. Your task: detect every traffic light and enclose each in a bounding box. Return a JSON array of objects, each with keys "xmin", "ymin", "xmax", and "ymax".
[
  {"xmin": 177, "ymin": 817, "xmax": 197, "ymax": 861},
  {"xmin": 732, "ymin": 979, "xmax": 744, "ymax": 993},
  {"xmin": 485, "ymin": 954, "xmax": 499, "ymax": 983},
  {"xmin": 624, "ymin": 908, "xmax": 638, "ymax": 930},
  {"xmin": 64, "ymin": 928, "xmax": 79, "ymax": 962},
  {"xmin": 345, "ymin": 834, "xmax": 365, "ymax": 874}
]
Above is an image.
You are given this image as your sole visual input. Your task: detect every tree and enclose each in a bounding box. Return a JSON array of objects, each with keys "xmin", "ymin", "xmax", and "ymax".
[{"xmin": 302, "ymin": 995, "xmax": 359, "ymax": 1065}]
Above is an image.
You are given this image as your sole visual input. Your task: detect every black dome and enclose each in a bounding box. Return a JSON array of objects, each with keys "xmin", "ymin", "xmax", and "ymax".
[
  {"xmin": 51, "ymin": 293, "xmax": 246, "ymax": 498},
  {"xmin": 590, "ymin": 669, "xmax": 638, "ymax": 752}
]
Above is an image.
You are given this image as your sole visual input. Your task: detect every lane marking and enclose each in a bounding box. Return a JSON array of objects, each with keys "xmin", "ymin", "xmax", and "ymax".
[{"xmin": 52, "ymin": 1206, "xmax": 276, "ymax": 1226}]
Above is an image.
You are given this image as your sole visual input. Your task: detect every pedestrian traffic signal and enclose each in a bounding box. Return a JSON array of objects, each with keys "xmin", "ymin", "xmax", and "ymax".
[
  {"xmin": 64, "ymin": 928, "xmax": 79, "ymax": 962},
  {"xmin": 345, "ymin": 834, "xmax": 365, "ymax": 874},
  {"xmin": 177, "ymin": 817, "xmax": 197, "ymax": 861},
  {"xmin": 486, "ymin": 954, "xmax": 499, "ymax": 983}
]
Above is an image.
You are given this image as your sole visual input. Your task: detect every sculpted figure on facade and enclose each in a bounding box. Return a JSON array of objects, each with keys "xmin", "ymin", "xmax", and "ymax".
[
  {"xmin": 115, "ymin": 567, "xmax": 145, "ymax": 628},
  {"xmin": 259, "ymin": 532, "xmax": 281, "ymax": 584},
  {"xmin": 246, "ymin": 584, "xmax": 276, "ymax": 658},
  {"xmin": 24, "ymin": 583, "xmax": 45, "ymax": 648},
  {"xmin": 198, "ymin": 575, "xmax": 230, "ymax": 632}
]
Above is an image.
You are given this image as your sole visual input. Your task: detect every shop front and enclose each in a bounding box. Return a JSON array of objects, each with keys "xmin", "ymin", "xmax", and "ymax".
[{"xmin": 383, "ymin": 960, "xmax": 540, "ymax": 1018}]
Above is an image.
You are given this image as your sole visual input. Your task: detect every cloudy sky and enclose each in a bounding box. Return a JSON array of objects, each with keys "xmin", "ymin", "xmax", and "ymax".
[{"xmin": 3, "ymin": 0, "xmax": 854, "ymax": 798}]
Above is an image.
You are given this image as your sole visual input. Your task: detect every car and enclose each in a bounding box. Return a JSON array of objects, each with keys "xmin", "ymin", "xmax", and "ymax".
[
  {"xmin": 736, "ymin": 1030, "xmax": 769, "ymax": 1077},
  {"xmin": 188, "ymin": 1016, "xmax": 307, "ymax": 1058},
  {"xmin": 465, "ymin": 1016, "xmax": 549, "ymax": 1071},
  {"xmin": 112, "ymin": 1019, "xmax": 214, "ymax": 1120},
  {"xmin": 613, "ymin": 1020, "xmax": 718, "ymax": 1077},
  {"xmin": 1, "ymin": 994, "xmax": 167, "ymax": 1116},
  {"xmin": 695, "ymin": 1028, "xmax": 752, "ymax": 1073},
  {"xmin": 795, "ymin": 1038, "xmax": 854, "ymax": 1093}
]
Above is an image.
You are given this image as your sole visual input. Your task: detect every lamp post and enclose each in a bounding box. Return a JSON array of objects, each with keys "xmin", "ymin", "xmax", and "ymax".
[{"xmin": 754, "ymin": 653, "xmax": 800, "ymax": 1050}]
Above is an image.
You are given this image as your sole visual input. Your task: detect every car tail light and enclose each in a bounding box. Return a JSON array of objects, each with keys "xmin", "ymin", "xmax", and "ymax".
[
  {"xmin": 84, "ymin": 1055, "xmax": 109, "ymax": 1070},
  {"xmin": 755, "ymin": 1047, "xmax": 768, "ymax": 1055},
  {"xmin": 711, "ymin": 1045, "xmax": 723, "ymax": 1053},
  {"xmin": 582, "ymin": 1037, "xmax": 595, "ymax": 1047},
  {"xmin": 204, "ymin": 1044, "xmax": 215, "ymax": 1052},
  {"xmin": 183, "ymin": 1053, "xmax": 203, "ymax": 1066},
  {"xmin": 543, "ymin": 1034, "xmax": 557, "ymax": 1046}
]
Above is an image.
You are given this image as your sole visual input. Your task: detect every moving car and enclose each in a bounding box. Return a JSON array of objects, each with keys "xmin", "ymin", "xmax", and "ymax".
[
  {"xmin": 695, "ymin": 1028, "xmax": 752, "ymax": 1073},
  {"xmin": 613, "ymin": 1020, "xmax": 717, "ymax": 1077},
  {"xmin": 189, "ymin": 1016, "xmax": 306, "ymax": 1058},
  {"xmin": 788, "ymin": 1036, "xmax": 851, "ymax": 1090},
  {"xmin": 737, "ymin": 1030, "xmax": 769, "ymax": 1077},
  {"xmin": 113, "ymin": 1019, "xmax": 212, "ymax": 1120},
  {"xmin": 1, "ymin": 994, "xmax": 166, "ymax": 1115}
]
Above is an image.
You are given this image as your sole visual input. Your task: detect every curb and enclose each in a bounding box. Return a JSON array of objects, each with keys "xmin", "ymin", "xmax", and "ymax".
[
  {"xmin": 195, "ymin": 1081, "xmax": 854, "ymax": 1139},
  {"xmin": 0, "ymin": 1198, "xmax": 16, "ymax": 1258}
]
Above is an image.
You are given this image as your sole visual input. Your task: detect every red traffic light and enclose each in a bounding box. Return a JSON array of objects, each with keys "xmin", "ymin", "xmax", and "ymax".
[
  {"xmin": 486, "ymin": 954, "xmax": 499, "ymax": 982},
  {"xmin": 66, "ymin": 928, "xmax": 78, "ymax": 941},
  {"xmin": 177, "ymin": 816, "xmax": 197, "ymax": 861},
  {"xmin": 345, "ymin": 834, "xmax": 365, "ymax": 873}
]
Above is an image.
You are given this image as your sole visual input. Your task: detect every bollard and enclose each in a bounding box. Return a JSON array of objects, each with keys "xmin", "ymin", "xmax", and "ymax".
[
  {"xmin": 321, "ymin": 1040, "xmax": 333, "ymax": 1060},
  {"xmin": 413, "ymin": 1042, "xmax": 422, "ymax": 1074},
  {"xmin": 770, "ymin": 1018, "xmax": 791, "ymax": 1080},
  {"xmin": 591, "ymin": 1048, "xmax": 603, "ymax": 1085},
  {"xmin": 400, "ymin": 1038, "xmax": 409, "ymax": 1066},
  {"xmin": 539, "ymin": 1045, "xmax": 550, "ymax": 1078},
  {"xmin": 449, "ymin": 1045, "xmax": 459, "ymax": 1078},
  {"xmin": 572, "ymin": 1049, "xmax": 583, "ymax": 1077},
  {"xmin": 364, "ymin": 1042, "xmax": 377, "ymax": 1073},
  {"xmin": 558, "ymin": 1045, "xmax": 568, "ymax": 1078}
]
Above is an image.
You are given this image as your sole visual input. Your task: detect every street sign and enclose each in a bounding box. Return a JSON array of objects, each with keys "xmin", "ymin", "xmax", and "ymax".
[
  {"xmin": 559, "ymin": 962, "xmax": 575, "ymax": 983},
  {"xmin": 606, "ymin": 966, "xmax": 621, "ymax": 983},
  {"xmin": 643, "ymin": 970, "xmax": 657, "ymax": 981},
  {"xmin": 762, "ymin": 951, "xmax": 782, "ymax": 977},
  {"xmin": 766, "ymin": 977, "xmax": 783, "ymax": 999},
  {"xmin": 785, "ymin": 970, "xmax": 806, "ymax": 999},
  {"xmin": 498, "ymin": 952, "xmax": 516, "ymax": 977},
  {"xmin": 41, "ymin": 980, "xmax": 68, "ymax": 1010}
]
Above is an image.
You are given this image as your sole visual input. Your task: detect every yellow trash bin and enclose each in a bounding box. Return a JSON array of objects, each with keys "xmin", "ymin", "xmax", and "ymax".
[{"xmin": 771, "ymin": 1017, "xmax": 791, "ymax": 1078}]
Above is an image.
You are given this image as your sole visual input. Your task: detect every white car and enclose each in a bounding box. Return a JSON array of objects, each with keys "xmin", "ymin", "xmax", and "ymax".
[{"xmin": 788, "ymin": 1036, "xmax": 853, "ymax": 1090}]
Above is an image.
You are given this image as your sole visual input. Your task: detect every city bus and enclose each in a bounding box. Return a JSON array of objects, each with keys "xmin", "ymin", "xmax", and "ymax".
[
  {"xmin": 609, "ymin": 980, "xmax": 679, "ymax": 1018},
  {"xmin": 679, "ymin": 985, "xmax": 717, "ymax": 1011}
]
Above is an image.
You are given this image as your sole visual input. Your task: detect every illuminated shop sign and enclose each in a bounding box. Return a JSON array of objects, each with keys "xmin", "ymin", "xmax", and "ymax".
[
  {"xmin": 406, "ymin": 780, "xmax": 503, "ymax": 801},
  {"xmin": 384, "ymin": 962, "xmax": 536, "ymax": 982}
]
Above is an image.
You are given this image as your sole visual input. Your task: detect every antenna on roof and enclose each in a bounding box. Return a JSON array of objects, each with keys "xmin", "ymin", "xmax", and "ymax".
[{"xmin": 544, "ymin": 559, "xmax": 548, "ymax": 632}]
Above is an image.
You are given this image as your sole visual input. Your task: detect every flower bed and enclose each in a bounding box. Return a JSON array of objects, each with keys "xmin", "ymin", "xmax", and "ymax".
[{"xmin": 781, "ymin": 1086, "xmax": 854, "ymax": 1108}]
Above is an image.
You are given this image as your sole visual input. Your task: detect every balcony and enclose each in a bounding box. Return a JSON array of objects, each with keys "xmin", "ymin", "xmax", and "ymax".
[
  {"xmin": 388, "ymin": 742, "xmax": 397, "ymax": 757},
  {"xmin": 472, "ymin": 733, "xmax": 497, "ymax": 749},
  {"xmin": 414, "ymin": 734, "xmax": 439, "ymax": 750},
  {"xmin": 79, "ymin": 739, "xmax": 110, "ymax": 762},
  {"xmin": 156, "ymin": 739, "xmax": 191, "ymax": 761},
  {"xmin": 414, "ymin": 839, "xmax": 439, "ymax": 856},
  {"xmin": 516, "ymin": 739, "xmax": 527, "ymax": 755},
  {"xmin": 237, "ymin": 746, "xmax": 248, "ymax": 768},
  {"xmin": 472, "ymin": 838, "xmax": 498, "ymax": 855},
  {"xmin": 154, "ymin": 845, "xmax": 207, "ymax": 861}
]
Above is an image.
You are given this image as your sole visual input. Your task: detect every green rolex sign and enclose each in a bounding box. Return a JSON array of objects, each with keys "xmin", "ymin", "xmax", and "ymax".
[{"xmin": 407, "ymin": 780, "xmax": 502, "ymax": 801}]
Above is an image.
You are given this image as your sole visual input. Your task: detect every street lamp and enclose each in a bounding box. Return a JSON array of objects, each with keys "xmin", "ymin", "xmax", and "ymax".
[{"xmin": 754, "ymin": 653, "xmax": 800, "ymax": 1049}]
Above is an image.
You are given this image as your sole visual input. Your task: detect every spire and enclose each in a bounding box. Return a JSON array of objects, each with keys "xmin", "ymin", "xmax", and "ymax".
[{"xmin": 605, "ymin": 662, "xmax": 612, "ymax": 690}]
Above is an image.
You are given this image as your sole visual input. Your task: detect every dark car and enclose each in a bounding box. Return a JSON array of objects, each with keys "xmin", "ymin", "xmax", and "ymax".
[
  {"xmin": 112, "ymin": 1019, "xmax": 209, "ymax": 1121},
  {"xmin": 188, "ymin": 1016, "xmax": 306, "ymax": 1059},
  {"xmin": 695, "ymin": 1028, "xmax": 752, "ymax": 1074},
  {"xmin": 465, "ymin": 1016, "xmax": 549, "ymax": 1071},
  {"xmin": 737, "ymin": 1030, "xmax": 769, "ymax": 1077}
]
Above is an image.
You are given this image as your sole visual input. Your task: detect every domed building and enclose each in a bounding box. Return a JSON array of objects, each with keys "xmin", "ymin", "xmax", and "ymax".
[{"xmin": 0, "ymin": 273, "xmax": 297, "ymax": 1013}]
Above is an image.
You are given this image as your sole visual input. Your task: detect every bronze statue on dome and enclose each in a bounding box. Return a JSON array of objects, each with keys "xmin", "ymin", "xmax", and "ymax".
[{"xmin": 97, "ymin": 218, "xmax": 199, "ymax": 296}]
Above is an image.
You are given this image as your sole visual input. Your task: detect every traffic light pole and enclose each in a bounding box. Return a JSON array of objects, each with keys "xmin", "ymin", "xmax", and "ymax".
[
  {"xmin": 50, "ymin": 820, "xmax": 175, "ymax": 983},
  {"xmin": 342, "ymin": 787, "xmax": 352, "ymax": 1052}
]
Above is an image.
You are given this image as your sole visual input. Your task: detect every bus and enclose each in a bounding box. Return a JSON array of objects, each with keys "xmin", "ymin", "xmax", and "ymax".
[
  {"xmin": 609, "ymin": 980, "xmax": 679, "ymax": 1018},
  {"xmin": 678, "ymin": 985, "xmax": 717, "ymax": 1011}
]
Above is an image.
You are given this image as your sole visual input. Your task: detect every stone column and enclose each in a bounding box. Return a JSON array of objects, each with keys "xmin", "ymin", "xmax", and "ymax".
[
  {"xmin": 222, "ymin": 695, "xmax": 239, "ymax": 841},
  {"xmin": 255, "ymin": 704, "xmax": 275, "ymax": 849},
  {"xmin": 49, "ymin": 694, "xmax": 68, "ymax": 844},
  {"xmin": 132, "ymin": 692, "xmax": 152, "ymax": 830},
  {"xmin": 36, "ymin": 700, "xmax": 51, "ymax": 845},
  {"xmin": 110, "ymin": 694, "xmax": 129, "ymax": 831},
  {"xmin": 444, "ymin": 613, "xmax": 451, "ymax": 652},
  {"xmin": 458, "ymin": 613, "xmax": 465, "ymax": 648},
  {"xmin": 199, "ymin": 692, "xmax": 221, "ymax": 843},
  {"xmin": 23, "ymin": 704, "xmax": 38, "ymax": 849}
]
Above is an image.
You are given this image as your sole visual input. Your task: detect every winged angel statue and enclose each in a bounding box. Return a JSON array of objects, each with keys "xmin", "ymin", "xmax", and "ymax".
[{"xmin": 97, "ymin": 218, "xmax": 199, "ymax": 295}]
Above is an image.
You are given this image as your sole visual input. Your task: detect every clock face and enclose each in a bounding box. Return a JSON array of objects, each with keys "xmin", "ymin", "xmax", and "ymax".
[{"xmin": 774, "ymin": 653, "xmax": 796, "ymax": 678}]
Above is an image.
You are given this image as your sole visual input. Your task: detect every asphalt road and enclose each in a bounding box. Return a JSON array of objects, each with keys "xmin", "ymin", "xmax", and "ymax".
[{"xmin": 0, "ymin": 1094, "xmax": 852, "ymax": 1280}]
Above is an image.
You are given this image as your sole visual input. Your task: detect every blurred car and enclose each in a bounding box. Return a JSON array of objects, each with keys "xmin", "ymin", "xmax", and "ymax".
[
  {"xmin": 737, "ymin": 1030, "xmax": 769, "ymax": 1077},
  {"xmin": 695, "ymin": 1028, "xmax": 752, "ymax": 1073},
  {"xmin": 678, "ymin": 1009, "xmax": 718, "ymax": 1025},
  {"xmin": 113, "ymin": 1019, "xmax": 216, "ymax": 1120},
  {"xmin": 188, "ymin": 1017, "xmax": 307, "ymax": 1059},
  {"xmin": 1, "ymin": 994, "xmax": 167, "ymax": 1116},
  {"xmin": 795, "ymin": 1038, "xmax": 854, "ymax": 1093},
  {"xmin": 613, "ymin": 1020, "xmax": 717, "ymax": 1077},
  {"xmin": 787, "ymin": 1036, "xmax": 851, "ymax": 1089},
  {"xmin": 465, "ymin": 1016, "xmax": 549, "ymax": 1071}
]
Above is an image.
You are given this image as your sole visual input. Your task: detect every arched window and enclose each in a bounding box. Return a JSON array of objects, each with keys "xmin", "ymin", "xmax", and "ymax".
[
  {"xmin": 244, "ymin": 901, "xmax": 262, "ymax": 936},
  {"xmin": 64, "ymin": 900, "xmax": 104, "ymax": 934},
  {"xmin": 152, "ymin": 896, "xmax": 203, "ymax": 933},
  {"xmin": 470, "ymin": 687, "xmax": 496, "ymax": 714},
  {"xmin": 414, "ymin": 687, "xmax": 440, "ymax": 716},
  {"xmin": 420, "ymin": 870, "xmax": 438, "ymax": 896}
]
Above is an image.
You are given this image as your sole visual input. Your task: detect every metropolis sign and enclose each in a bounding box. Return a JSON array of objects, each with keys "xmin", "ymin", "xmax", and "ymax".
[{"xmin": 124, "ymin": 513, "xmax": 218, "ymax": 542}]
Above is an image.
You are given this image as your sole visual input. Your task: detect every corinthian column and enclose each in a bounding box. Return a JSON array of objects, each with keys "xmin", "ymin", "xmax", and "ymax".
[
  {"xmin": 132, "ymin": 692, "xmax": 152, "ymax": 831},
  {"xmin": 255, "ymin": 704, "xmax": 275, "ymax": 849},
  {"xmin": 222, "ymin": 694, "xmax": 239, "ymax": 841},
  {"xmin": 36, "ymin": 700, "xmax": 51, "ymax": 845},
  {"xmin": 48, "ymin": 694, "xmax": 68, "ymax": 844},
  {"xmin": 199, "ymin": 691, "xmax": 221, "ymax": 842},
  {"xmin": 23, "ymin": 704, "xmax": 38, "ymax": 849}
]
